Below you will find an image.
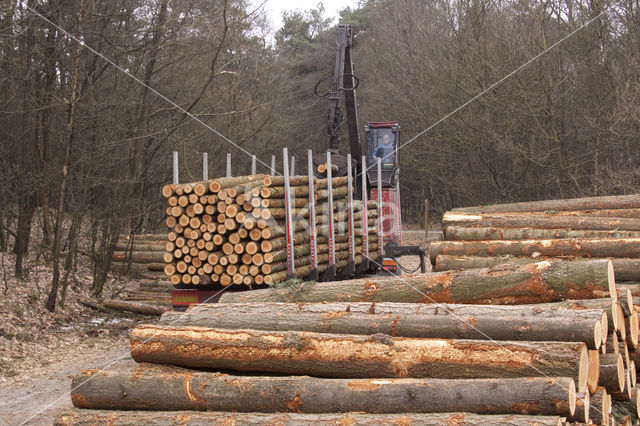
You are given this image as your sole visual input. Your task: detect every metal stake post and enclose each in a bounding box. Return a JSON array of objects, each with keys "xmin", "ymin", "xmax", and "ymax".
[
  {"xmin": 202, "ymin": 152, "xmax": 208, "ymax": 181},
  {"xmin": 377, "ymin": 158, "xmax": 384, "ymax": 263},
  {"xmin": 345, "ymin": 153, "xmax": 355, "ymax": 275},
  {"xmin": 172, "ymin": 151, "xmax": 179, "ymax": 185},
  {"xmin": 307, "ymin": 150, "xmax": 318, "ymax": 281},
  {"xmin": 251, "ymin": 155, "xmax": 256, "ymax": 175},
  {"xmin": 270, "ymin": 155, "xmax": 276, "ymax": 176},
  {"xmin": 226, "ymin": 153, "xmax": 232, "ymax": 177},
  {"xmin": 359, "ymin": 155, "xmax": 369, "ymax": 271},
  {"xmin": 325, "ymin": 151, "xmax": 336, "ymax": 279},
  {"xmin": 283, "ymin": 148, "xmax": 295, "ymax": 279},
  {"xmin": 290, "ymin": 156, "xmax": 295, "ymax": 176}
]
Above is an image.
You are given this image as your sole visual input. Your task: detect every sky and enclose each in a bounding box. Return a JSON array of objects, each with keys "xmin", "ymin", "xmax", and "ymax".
[{"xmin": 254, "ymin": 0, "xmax": 360, "ymax": 31}]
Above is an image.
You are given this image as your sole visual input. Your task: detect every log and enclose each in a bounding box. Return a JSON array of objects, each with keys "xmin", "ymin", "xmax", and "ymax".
[
  {"xmin": 435, "ymin": 255, "xmax": 640, "ymax": 282},
  {"xmin": 112, "ymin": 251, "xmax": 166, "ymax": 263},
  {"xmin": 611, "ymin": 369, "xmax": 633, "ymax": 401},
  {"xmin": 208, "ymin": 175, "xmax": 267, "ymax": 193},
  {"xmin": 568, "ymin": 391, "xmax": 589, "ymax": 424},
  {"xmin": 110, "ymin": 261, "xmax": 165, "ymax": 273},
  {"xmin": 429, "ymin": 238, "xmax": 640, "ymax": 263},
  {"xmin": 68, "ymin": 365, "xmax": 577, "ymax": 416},
  {"xmin": 55, "ymin": 409, "xmax": 568, "ymax": 426},
  {"xmin": 102, "ymin": 300, "xmax": 169, "ymax": 316},
  {"xmin": 451, "ymin": 194, "xmax": 640, "ymax": 214},
  {"xmin": 114, "ymin": 243, "xmax": 166, "ymax": 252},
  {"xmin": 161, "ymin": 302, "xmax": 603, "ymax": 349},
  {"xmin": 130, "ymin": 325, "xmax": 590, "ymax": 392},
  {"xmin": 219, "ymin": 260, "xmax": 614, "ymax": 305},
  {"xmin": 600, "ymin": 353, "xmax": 626, "ymax": 393},
  {"xmin": 589, "ymin": 350, "xmax": 601, "ymax": 393},
  {"xmin": 631, "ymin": 387, "xmax": 640, "ymax": 418},
  {"xmin": 442, "ymin": 212, "xmax": 640, "ymax": 231},
  {"xmin": 444, "ymin": 226, "xmax": 640, "ymax": 241},
  {"xmin": 589, "ymin": 387, "xmax": 610, "ymax": 426}
]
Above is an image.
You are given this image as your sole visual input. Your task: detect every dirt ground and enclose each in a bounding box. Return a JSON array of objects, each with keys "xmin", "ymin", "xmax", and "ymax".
[{"xmin": 0, "ymin": 251, "xmax": 148, "ymax": 426}]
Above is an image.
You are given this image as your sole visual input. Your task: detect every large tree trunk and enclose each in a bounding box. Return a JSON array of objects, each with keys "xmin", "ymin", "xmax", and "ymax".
[
  {"xmin": 130, "ymin": 325, "xmax": 590, "ymax": 392},
  {"xmin": 219, "ymin": 260, "xmax": 614, "ymax": 305},
  {"xmin": 434, "ymin": 255, "xmax": 640, "ymax": 282},
  {"xmin": 429, "ymin": 238, "xmax": 640, "ymax": 263},
  {"xmin": 444, "ymin": 226, "xmax": 640, "ymax": 241},
  {"xmin": 452, "ymin": 194, "xmax": 640, "ymax": 214},
  {"xmin": 69, "ymin": 365, "xmax": 576, "ymax": 416},
  {"xmin": 442, "ymin": 212, "xmax": 640, "ymax": 231},
  {"xmin": 102, "ymin": 299, "xmax": 169, "ymax": 315},
  {"xmin": 161, "ymin": 302, "xmax": 604, "ymax": 349},
  {"xmin": 55, "ymin": 409, "xmax": 567, "ymax": 426}
]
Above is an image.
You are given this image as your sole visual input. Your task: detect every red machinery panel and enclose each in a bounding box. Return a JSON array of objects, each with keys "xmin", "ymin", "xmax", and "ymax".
[{"xmin": 370, "ymin": 187, "xmax": 402, "ymax": 246}]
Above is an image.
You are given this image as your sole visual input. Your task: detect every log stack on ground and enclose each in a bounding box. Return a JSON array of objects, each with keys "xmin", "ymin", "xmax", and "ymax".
[
  {"xmin": 160, "ymin": 174, "xmax": 379, "ymax": 287},
  {"xmin": 432, "ymin": 193, "xmax": 640, "ymax": 284},
  {"xmin": 60, "ymin": 256, "xmax": 640, "ymax": 424}
]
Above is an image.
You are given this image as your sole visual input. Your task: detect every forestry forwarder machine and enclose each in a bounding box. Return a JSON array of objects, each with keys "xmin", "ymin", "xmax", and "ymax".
[
  {"xmin": 312, "ymin": 23, "xmax": 426, "ymax": 276},
  {"xmin": 172, "ymin": 24, "xmax": 425, "ymax": 310}
]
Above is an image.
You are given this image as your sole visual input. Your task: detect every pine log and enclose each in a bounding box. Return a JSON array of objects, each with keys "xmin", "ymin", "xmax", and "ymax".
[
  {"xmin": 442, "ymin": 212, "xmax": 640, "ymax": 231},
  {"xmin": 160, "ymin": 303, "xmax": 603, "ymax": 349},
  {"xmin": 589, "ymin": 387, "xmax": 610, "ymax": 426},
  {"xmin": 434, "ymin": 255, "xmax": 640, "ymax": 282},
  {"xmin": 110, "ymin": 261, "xmax": 165, "ymax": 273},
  {"xmin": 219, "ymin": 260, "xmax": 614, "ymax": 305},
  {"xmin": 130, "ymin": 325, "xmax": 590, "ymax": 392},
  {"xmin": 112, "ymin": 251, "xmax": 166, "ymax": 263},
  {"xmin": 68, "ymin": 365, "xmax": 576, "ymax": 416},
  {"xmin": 429, "ymin": 238, "xmax": 640, "ymax": 263},
  {"xmin": 611, "ymin": 369, "xmax": 633, "ymax": 401},
  {"xmin": 55, "ymin": 409, "xmax": 568, "ymax": 426},
  {"xmin": 451, "ymin": 194, "xmax": 640, "ymax": 214},
  {"xmin": 117, "ymin": 233, "xmax": 167, "ymax": 242},
  {"xmin": 589, "ymin": 350, "xmax": 601, "ymax": 393},
  {"xmin": 496, "ymin": 208, "xmax": 640, "ymax": 218},
  {"xmin": 102, "ymin": 300, "xmax": 169, "ymax": 315},
  {"xmin": 600, "ymin": 353, "xmax": 626, "ymax": 393},
  {"xmin": 568, "ymin": 391, "xmax": 589, "ymax": 424},
  {"xmin": 444, "ymin": 226, "xmax": 640, "ymax": 241},
  {"xmin": 208, "ymin": 175, "xmax": 267, "ymax": 193},
  {"xmin": 114, "ymin": 243, "xmax": 166, "ymax": 252},
  {"xmin": 631, "ymin": 387, "xmax": 640, "ymax": 418}
]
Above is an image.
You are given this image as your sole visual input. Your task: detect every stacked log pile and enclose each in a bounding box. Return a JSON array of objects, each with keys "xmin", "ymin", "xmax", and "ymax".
[
  {"xmin": 111, "ymin": 234, "xmax": 170, "ymax": 281},
  {"xmin": 161, "ymin": 174, "xmax": 379, "ymax": 287},
  {"xmin": 430, "ymin": 194, "xmax": 640, "ymax": 287},
  {"xmin": 61, "ymin": 259, "xmax": 640, "ymax": 424}
]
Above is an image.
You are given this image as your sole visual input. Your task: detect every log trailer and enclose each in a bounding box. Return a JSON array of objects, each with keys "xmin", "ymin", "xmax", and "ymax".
[{"xmin": 171, "ymin": 24, "xmax": 425, "ymax": 310}]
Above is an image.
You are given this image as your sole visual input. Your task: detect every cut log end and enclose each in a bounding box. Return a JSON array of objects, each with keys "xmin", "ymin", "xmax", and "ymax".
[
  {"xmin": 578, "ymin": 345, "xmax": 589, "ymax": 394},
  {"xmin": 588, "ymin": 350, "xmax": 600, "ymax": 394},
  {"xmin": 608, "ymin": 260, "xmax": 617, "ymax": 301},
  {"xmin": 594, "ymin": 321, "xmax": 602, "ymax": 351}
]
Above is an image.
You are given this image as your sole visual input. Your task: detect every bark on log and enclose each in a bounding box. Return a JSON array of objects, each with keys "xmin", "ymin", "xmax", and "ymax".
[
  {"xmin": 208, "ymin": 175, "xmax": 267, "ymax": 193},
  {"xmin": 429, "ymin": 238, "xmax": 640, "ymax": 263},
  {"xmin": 442, "ymin": 212, "xmax": 640, "ymax": 231},
  {"xmin": 161, "ymin": 303, "xmax": 603, "ymax": 349},
  {"xmin": 69, "ymin": 365, "xmax": 577, "ymax": 416},
  {"xmin": 568, "ymin": 391, "xmax": 589, "ymax": 424},
  {"xmin": 112, "ymin": 251, "xmax": 166, "ymax": 263},
  {"xmin": 102, "ymin": 300, "xmax": 169, "ymax": 316},
  {"xmin": 435, "ymin": 255, "xmax": 640, "ymax": 283},
  {"xmin": 219, "ymin": 260, "xmax": 614, "ymax": 306},
  {"xmin": 55, "ymin": 409, "xmax": 567, "ymax": 426},
  {"xmin": 110, "ymin": 261, "xmax": 165, "ymax": 273},
  {"xmin": 114, "ymin": 243, "xmax": 166, "ymax": 252},
  {"xmin": 600, "ymin": 353, "xmax": 625, "ymax": 393},
  {"xmin": 444, "ymin": 226, "xmax": 640, "ymax": 241},
  {"xmin": 130, "ymin": 325, "xmax": 590, "ymax": 392},
  {"xmin": 451, "ymin": 194, "xmax": 640, "ymax": 214},
  {"xmin": 589, "ymin": 387, "xmax": 610, "ymax": 426}
]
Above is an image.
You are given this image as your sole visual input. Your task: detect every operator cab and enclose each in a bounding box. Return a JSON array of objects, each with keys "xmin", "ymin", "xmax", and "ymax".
[{"xmin": 365, "ymin": 122, "xmax": 399, "ymax": 188}]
